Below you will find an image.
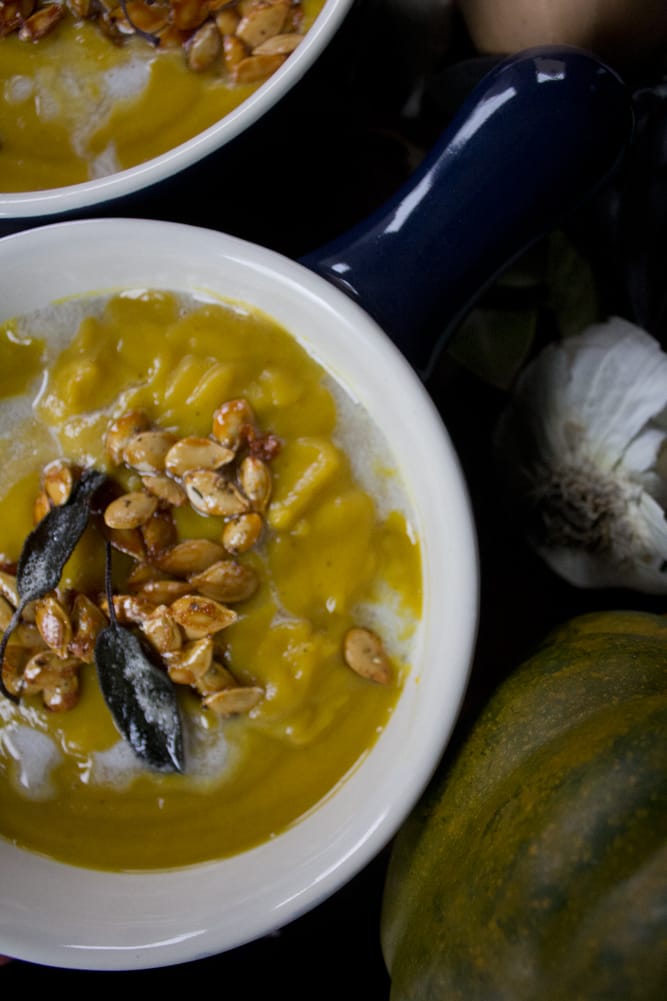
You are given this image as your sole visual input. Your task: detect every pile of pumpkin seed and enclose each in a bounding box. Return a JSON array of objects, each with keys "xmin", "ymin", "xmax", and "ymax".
[
  {"xmin": 0, "ymin": 397, "xmax": 394, "ymax": 719},
  {"xmin": 1, "ymin": 398, "xmax": 277, "ymax": 716},
  {"xmin": 1, "ymin": 0, "xmax": 310, "ymax": 77}
]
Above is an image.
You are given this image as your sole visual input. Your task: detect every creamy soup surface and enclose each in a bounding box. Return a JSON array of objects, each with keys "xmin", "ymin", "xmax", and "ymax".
[
  {"xmin": 0, "ymin": 0, "xmax": 325, "ymax": 192},
  {"xmin": 0, "ymin": 289, "xmax": 422, "ymax": 871}
]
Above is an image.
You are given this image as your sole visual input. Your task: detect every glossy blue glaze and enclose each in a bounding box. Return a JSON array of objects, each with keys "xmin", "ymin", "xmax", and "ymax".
[{"xmin": 300, "ymin": 46, "xmax": 633, "ymax": 375}]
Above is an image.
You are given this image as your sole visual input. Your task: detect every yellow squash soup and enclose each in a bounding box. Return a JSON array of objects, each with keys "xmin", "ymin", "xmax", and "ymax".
[
  {"xmin": 0, "ymin": 290, "xmax": 422, "ymax": 871},
  {"xmin": 0, "ymin": 0, "xmax": 325, "ymax": 192}
]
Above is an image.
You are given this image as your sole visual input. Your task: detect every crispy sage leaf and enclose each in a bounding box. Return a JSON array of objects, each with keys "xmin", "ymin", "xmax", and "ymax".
[
  {"xmin": 95, "ymin": 544, "xmax": 184, "ymax": 773},
  {"xmin": 0, "ymin": 468, "xmax": 106, "ymax": 701}
]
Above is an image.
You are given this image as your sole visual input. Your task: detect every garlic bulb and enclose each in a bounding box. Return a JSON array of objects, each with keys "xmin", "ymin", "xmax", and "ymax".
[{"xmin": 494, "ymin": 317, "xmax": 667, "ymax": 594}]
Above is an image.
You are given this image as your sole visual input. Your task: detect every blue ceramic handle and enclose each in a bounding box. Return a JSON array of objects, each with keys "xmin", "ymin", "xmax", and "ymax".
[{"xmin": 300, "ymin": 46, "xmax": 633, "ymax": 374}]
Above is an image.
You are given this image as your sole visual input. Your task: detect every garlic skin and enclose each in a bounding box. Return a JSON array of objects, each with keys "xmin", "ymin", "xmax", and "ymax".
[{"xmin": 494, "ymin": 317, "xmax": 667, "ymax": 594}]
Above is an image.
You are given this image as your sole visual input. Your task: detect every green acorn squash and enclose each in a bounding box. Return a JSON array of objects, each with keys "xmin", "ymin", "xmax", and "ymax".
[{"xmin": 381, "ymin": 610, "xmax": 667, "ymax": 1001}]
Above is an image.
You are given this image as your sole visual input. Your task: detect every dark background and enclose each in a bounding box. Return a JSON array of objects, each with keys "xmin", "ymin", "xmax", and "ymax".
[{"xmin": 2, "ymin": 0, "xmax": 665, "ymax": 992}]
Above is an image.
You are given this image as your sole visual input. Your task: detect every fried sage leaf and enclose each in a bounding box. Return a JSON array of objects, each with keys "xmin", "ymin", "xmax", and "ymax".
[
  {"xmin": 0, "ymin": 468, "xmax": 106, "ymax": 701},
  {"xmin": 95, "ymin": 545, "xmax": 184, "ymax": 773}
]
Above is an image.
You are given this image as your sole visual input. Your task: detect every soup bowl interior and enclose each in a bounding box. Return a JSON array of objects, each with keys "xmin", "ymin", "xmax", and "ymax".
[
  {"xmin": 0, "ymin": 0, "xmax": 354, "ymax": 222},
  {"xmin": 0, "ymin": 217, "xmax": 478, "ymax": 970}
]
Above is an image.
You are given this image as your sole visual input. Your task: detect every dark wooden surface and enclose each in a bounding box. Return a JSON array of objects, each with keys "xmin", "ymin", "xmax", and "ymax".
[{"xmin": 2, "ymin": 0, "xmax": 664, "ymax": 991}]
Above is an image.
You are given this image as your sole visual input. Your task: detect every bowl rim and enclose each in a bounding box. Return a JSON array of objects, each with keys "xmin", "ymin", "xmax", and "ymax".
[
  {"xmin": 0, "ymin": 217, "xmax": 479, "ymax": 970},
  {"xmin": 0, "ymin": 0, "xmax": 355, "ymax": 220}
]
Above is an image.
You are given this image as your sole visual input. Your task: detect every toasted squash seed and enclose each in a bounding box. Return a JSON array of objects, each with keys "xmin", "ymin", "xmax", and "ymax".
[
  {"xmin": 141, "ymin": 506, "xmax": 179, "ymax": 557},
  {"xmin": 142, "ymin": 474, "xmax": 187, "ymax": 507},
  {"xmin": 165, "ymin": 436, "xmax": 234, "ymax": 478},
  {"xmin": 0, "ymin": 594, "xmax": 14, "ymax": 630},
  {"xmin": 34, "ymin": 595, "xmax": 72, "ymax": 658},
  {"xmin": 0, "ymin": 570, "xmax": 19, "ymax": 608},
  {"xmin": 236, "ymin": 1, "xmax": 287, "ymax": 48},
  {"xmin": 221, "ymin": 512, "xmax": 263, "ymax": 553},
  {"xmin": 183, "ymin": 469, "xmax": 250, "ymax": 517},
  {"xmin": 101, "ymin": 524, "xmax": 147, "ymax": 561},
  {"xmin": 43, "ymin": 460, "xmax": 77, "ymax": 506},
  {"xmin": 104, "ymin": 491, "xmax": 159, "ymax": 530},
  {"xmin": 211, "ymin": 398, "xmax": 255, "ymax": 450},
  {"xmin": 130, "ymin": 578, "xmax": 191, "ymax": 605},
  {"xmin": 105, "ymin": 409, "xmax": 151, "ymax": 465},
  {"xmin": 164, "ymin": 636, "xmax": 214, "ymax": 685},
  {"xmin": 169, "ymin": 594, "xmax": 237, "ymax": 639},
  {"xmin": 122, "ymin": 429, "xmax": 177, "ymax": 474},
  {"xmin": 33, "ymin": 490, "xmax": 51, "ymax": 525},
  {"xmin": 141, "ymin": 606, "xmax": 183, "ymax": 654},
  {"xmin": 186, "ymin": 19, "xmax": 222, "ymax": 71},
  {"xmin": 202, "ymin": 685, "xmax": 263, "ymax": 716},
  {"xmin": 195, "ymin": 660, "xmax": 237, "ymax": 696},
  {"xmin": 239, "ymin": 454, "xmax": 272, "ymax": 511},
  {"xmin": 254, "ymin": 31, "xmax": 301, "ymax": 54},
  {"xmin": 69, "ymin": 594, "xmax": 107, "ymax": 663},
  {"xmin": 343, "ymin": 627, "xmax": 393, "ymax": 685},
  {"xmin": 156, "ymin": 538, "xmax": 227, "ymax": 577},
  {"xmin": 189, "ymin": 559, "xmax": 259, "ymax": 603}
]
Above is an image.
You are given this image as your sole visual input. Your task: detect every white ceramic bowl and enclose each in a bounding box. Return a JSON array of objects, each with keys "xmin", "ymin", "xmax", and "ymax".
[
  {"xmin": 0, "ymin": 217, "xmax": 479, "ymax": 970},
  {"xmin": 0, "ymin": 0, "xmax": 354, "ymax": 222}
]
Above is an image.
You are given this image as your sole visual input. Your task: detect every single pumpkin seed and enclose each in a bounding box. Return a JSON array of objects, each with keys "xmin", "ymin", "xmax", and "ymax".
[
  {"xmin": 169, "ymin": 594, "xmax": 237, "ymax": 640},
  {"xmin": 202, "ymin": 685, "xmax": 263, "ymax": 716},
  {"xmin": 101, "ymin": 524, "xmax": 147, "ymax": 561},
  {"xmin": 43, "ymin": 460, "xmax": 77, "ymax": 506},
  {"xmin": 130, "ymin": 578, "xmax": 192, "ymax": 605},
  {"xmin": 34, "ymin": 594, "xmax": 73, "ymax": 658},
  {"xmin": 141, "ymin": 506, "xmax": 178, "ymax": 558},
  {"xmin": 115, "ymin": 0, "xmax": 170, "ymax": 33},
  {"xmin": 105, "ymin": 409, "xmax": 151, "ymax": 466},
  {"xmin": 165, "ymin": 436, "xmax": 234, "ymax": 478},
  {"xmin": 0, "ymin": 594, "xmax": 14, "ymax": 630},
  {"xmin": 104, "ymin": 491, "xmax": 159, "ymax": 530},
  {"xmin": 239, "ymin": 454, "xmax": 272, "ymax": 511},
  {"xmin": 0, "ymin": 570, "xmax": 19, "ymax": 608},
  {"xmin": 122, "ymin": 429, "xmax": 177, "ymax": 474},
  {"xmin": 170, "ymin": 0, "xmax": 208, "ymax": 30},
  {"xmin": 102, "ymin": 593, "xmax": 158, "ymax": 625},
  {"xmin": 183, "ymin": 469, "xmax": 250, "ymax": 517},
  {"xmin": 189, "ymin": 558, "xmax": 259, "ymax": 603},
  {"xmin": 253, "ymin": 31, "xmax": 302, "ymax": 54},
  {"xmin": 126, "ymin": 563, "xmax": 169, "ymax": 588},
  {"xmin": 234, "ymin": 52, "xmax": 284, "ymax": 83},
  {"xmin": 164, "ymin": 636, "xmax": 213, "ymax": 686},
  {"xmin": 211, "ymin": 398, "xmax": 255, "ymax": 450},
  {"xmin": 33, "ymin": 490, "xmax": 51, "ymax": 525},
  {"xmin": 0, "ymin": 645, "xmax": 29, "ymax": 699},
  {"xmin": 214, "ymin": 8, "xmax": 239, "ymax": 34},
  {"xmin": 236, "ymin": 0, "xmax": 287, "ymax": 48},
  {"xmin": 222, "ymin": 32, "xmax": 247, "ymax": 73},
  {"xmin": 194, "ymin": 659, "xmax": 237, "ymax": 696},
  {"xmin": 23, "ymin": 650, "xmax": 81, "ymax": 689},
  {"xmin": 142, "ymin": 474, "xmax": 187, "ymax": 507},
  {"xmin": 0, "ymin": 1, "xmax": 33, "ymax": 38},
  {"xmin": 18, "ymin": 2, "xmax": 65, "ymax": 41},
  {"xmin": 141, "ymin": 606, "xmax": 183, "ymax": 655},
  {"xmin": 69, "ymin": 593, "xmax": 108, "ymax": 663},
  {"xmin": 343, "ymin": 627, "xmax": 393, "ymax": 685},
  {"xmin": 221, "ymin": 512, "xmax": 263, "ymax": 554},
  {"xmin": 186, "ymin": 19, "xmax": 222, "ymax": 71},
  {"xmin": 156, "ymin": 538, "xmax": 227, "ymax": 577},
  {"xmin": 10, "ymin": 622, "xmax": 46, "ymax": 650}
]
